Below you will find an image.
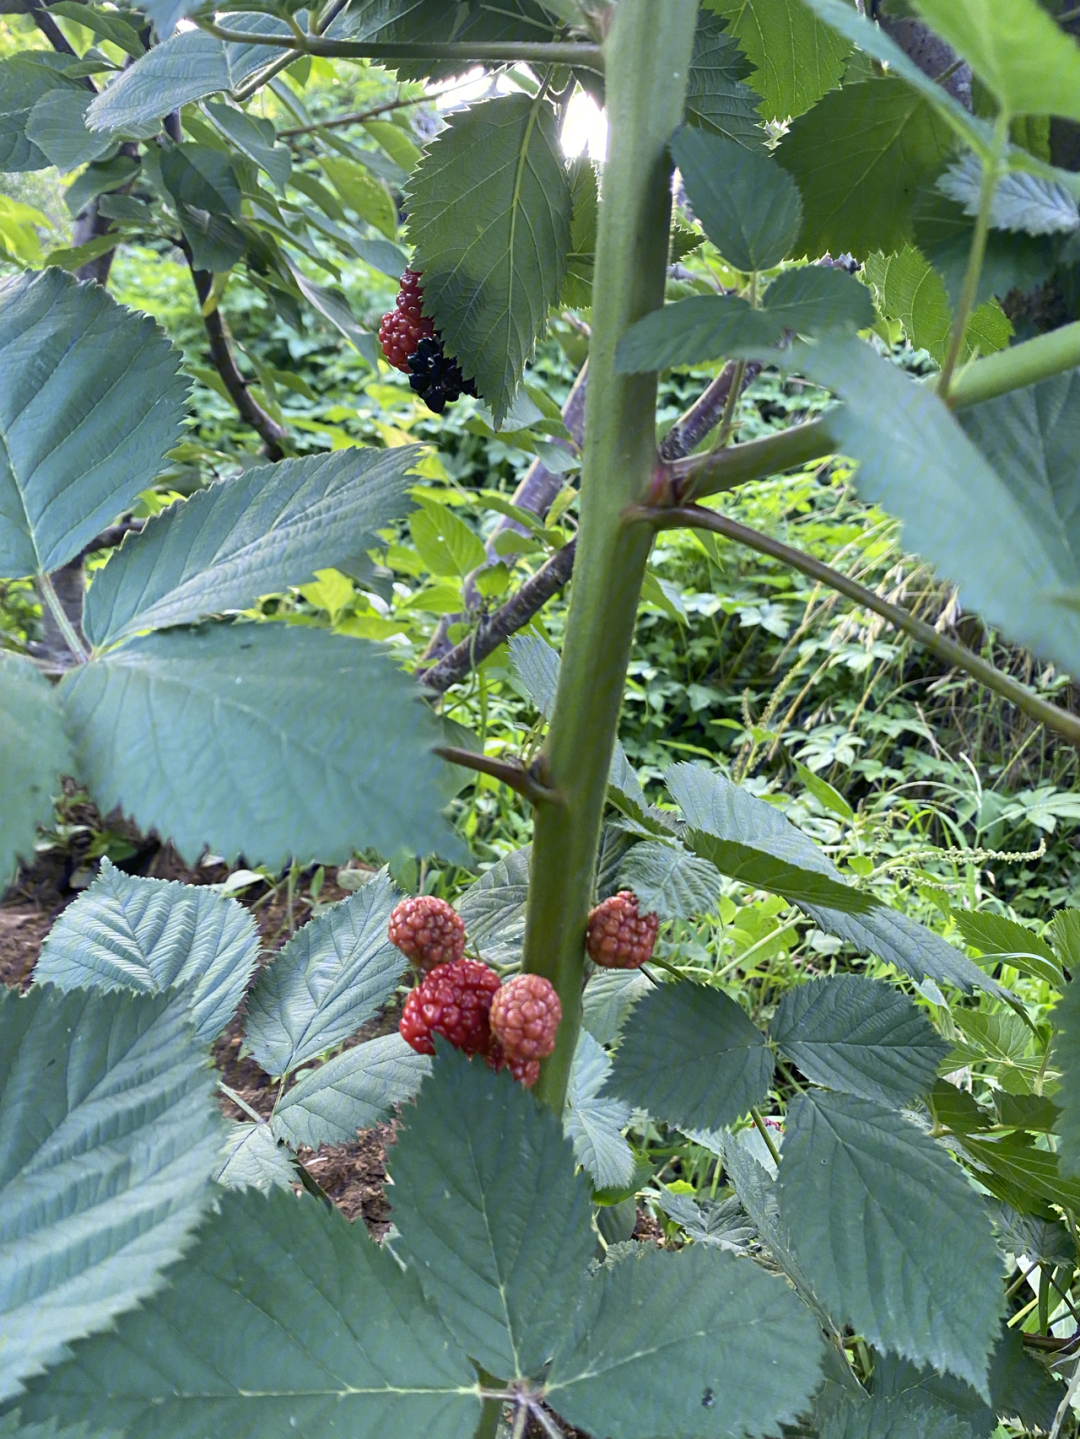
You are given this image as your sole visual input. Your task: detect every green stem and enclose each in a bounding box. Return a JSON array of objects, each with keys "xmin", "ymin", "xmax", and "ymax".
[
  {"xmin": 524, "ymin": 0, "xmax": 699, "ymax": 1113},
  {"xmin": 197, "ymin": 22, "xmax": 603, "ymax": 67},
  {"xmin": 472, "ymin": 1372, "xmax": 505, "ymax": 1439},
  {"xmin": 938, "ymin": 110, "xmax": 1010, "ymax": 398},
  {"xmin": 750, "ymin": 1107, "xmax": 781, "ymax": 1167},
  {"xmin": 649, "ymin": 505, "xmax": 1080, "ymax": 748},
  {"xmin": 676, "ymin": 316, "xmax": 1080, "ymax": 503},
  {"xmin": 37, "ymin": 569, "xmax": 89, "ymax": 663}
]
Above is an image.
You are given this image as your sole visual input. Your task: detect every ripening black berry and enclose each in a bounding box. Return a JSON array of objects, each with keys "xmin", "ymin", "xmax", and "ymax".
[{"xmin": 378, "ymin": 270, "xmax": 476, "ymax": 414}]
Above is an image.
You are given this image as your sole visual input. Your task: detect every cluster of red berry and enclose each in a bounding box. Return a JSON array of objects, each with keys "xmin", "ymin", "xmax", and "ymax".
[
  {"xmin": 378, "ymin": 269, "xmax": 476, "ymax": 414},
  {"xmin": 390, "ymin": 896, "xmax": 561, "ymax": 1087},
  {"xmin": 389, "ymin": 888, "xmax": 660, "ymax": 1086}
]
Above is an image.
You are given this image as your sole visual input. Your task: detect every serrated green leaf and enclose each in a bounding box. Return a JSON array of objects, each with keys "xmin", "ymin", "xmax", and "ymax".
[
  {"xmin": 0, "ymin": 269, "xmax": 187, "ymax": 579},
  {"xmin": 0, "ymin": 54, "xmax": 84, "ymax": 171},
  {"xmin": 964, "ymin": 1130, "xmax": 1080, "ymax": 1214},
  {"xmin": 938, "ymin": 152, "xmax": 1079, "ymax": 236},
  {"xmin": 161, "ymin": 143, "xmax": 241, "ymax": 217},
  {"xmin": 547, "ymin": 1243, "xmax": 825, "ymax": 1439},
  {"xmin": 616, "ymin": 839, "xmax": 722, "ymax": 920},
  {"xmin": 616, "ymin": 294, "xmax": 779, "ymax": 373},
  {"xmin": 764, "ymin": 264, "xmax": 874, "ymax": 334},
  {"xmin": 406, "ymin": 93, "xmax": 572, "ymax": 426},
  {"xmin": 454, "ymin": 845, "xmax": 530, "ymax": 967},
  {"xmin": 563, "ymin": 155, "xmax": 597, "ymax": 307},
  {"xmin": 63, "ymin": 155, "xmax": 139, "ymax": 217},
  {"xmin": 822, "ymin": 1394, "xmax": 975, "ymax": 1439},
  {"xmin": 390, "ymin": 1046, "xmax": 595, "ymax": 1380},
  {"xmin": 802, "ymin": 898, "xmax": 1008, "ymax": 997},
  {"xmin": 51, "ymin": 2, "xmax": 145, "ymax": 56},
  {"xmin": 864, "ymin": 245, "xmax": 1012, "ymax": 365},
  {"xmin": 666, "ymin": 762, "xmax": 875, "ymax": 912},
  {"xmin": 0, "ymin": 1412, "xmax": 114, "ymax": 1439},
  {"xmin": 408, "ymin": 497, "xmax": 486, "ymax": 577},
  {"xmin": 0, "ymin": 985, "xmax": 222, "ymax": 1401},
  {"xmin": 339, "ymin": 0, "xmax": 570, "ymax": 80},
  {"xmin": 244, "ymin": 871, "xmax": 405, "ymax": 1077},
  {"xmin": 203, "ymin": 100, "xmax": 290, "ymax": 190},
  {"xmin": 363, "ymin": 119, "xmax": 421, "ymax": 173},
  {"xmin": 686, "ymin": 10, "xmax": 764, "ymax": 150},
  {"xmin": 950, "ymin": 910, "xmax": 1063, "ymax": 987},
  {"xmin": 792, "ymin": 335, "xmax": 1080, "ymax": 695},
  {"xmin": 605, "ymin": 981, "xmax": 774, "ymax": 1132},
  {"xmin": 581, "ymin": 968, "xmax": 652, "ymax": 1046},
  {"xmin": 778, "ymin": 77, "xmax": 955, "ymax": 259},
  {"xmin": 564, "ymin": 1030, "xmax": 635, "ymax": 1191},
  {"xmin": 214, "ymin": 1121, "xmax": 295, "ymax": 1192},
  {"xmin": 705, "ymin": 0, "xmax": 851, "ymax": 120},
  {"xmin": 175, "ymin": 201, "xmax": 246, "ymax": 273},
  {"xmin": 912, "ymin": 0, "xmax": 1080, "ymax": 122},
  {"xmin": 779, "ymin": 1090, "xmax": 1003, "ymax": 1395},
  {"xmin": 0, "ymin": 652, "xmax": 72, "ymax": 888},
  {"xmin": 25, "ymin": 90, "xmax": 112, "ymax": 171},
  {"xmin": 270, "ymin": 1032, "xmax": 429, "ymax": 1149},
  {"xmin": 86, "ymin": 18, "xmax": 292, "ymax": 138},
  {"xmin": 656, "ymin": 1187, "xmax": 757, "ymax": 1251},
  {"xmin": 35, "ymin": 858, "xmax": 258, "ymax": 1042},
  {"xmin": 672, "ymin": 126, "xmax": 802, "ymax": 272},
  {"xmin": 914, "ymin": 190, "xmax": 1057, "ymax": 312},
  {"xmin": 770, "ymin": 975, "xmax": 947, "ymax": 1105},
  {"xmin": 61, "ymin": 625, "xmax": 459, "ymax": 871},
  {"xmin": 15, "ymin": 1187, "xmax": 480, "ymax": 1439},
  {"xmin": 84, "ymin": 448, "xmax": 418, "ymax": 649}
]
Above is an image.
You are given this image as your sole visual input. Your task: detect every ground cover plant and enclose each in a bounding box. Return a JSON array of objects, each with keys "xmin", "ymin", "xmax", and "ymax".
[{"xmin": 8, "ymin": 2, "xmax": 1080, "ymax": 1438}]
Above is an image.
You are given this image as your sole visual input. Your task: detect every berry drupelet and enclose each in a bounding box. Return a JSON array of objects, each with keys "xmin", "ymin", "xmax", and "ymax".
[
  {"xmin": 488, "ymin": 974, "xmax": 562, "ymax": 1063},
  {"xmin": 378, "ymin": 269, "xmax": 476, "ymax": 415},
  {"xmin": 586, "ymin": 890, "xmax": 660, "ymax": 969}
]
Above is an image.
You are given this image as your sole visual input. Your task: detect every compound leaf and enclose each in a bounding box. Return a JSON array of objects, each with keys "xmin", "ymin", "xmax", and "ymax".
[
  {"xmin": 390, "ymin": 1046, "xmax": 594, "ymax": 1381},
  {"xmin": 704, "ymin": 0, "xmax": 851, "ymax": 120},
  {"xmin": 0, "ymin": 269, "xmax": 187, "ymax": 578},
  {"xmin": 604, "ymin": 981, "xmax": 774, "ymax": 1132},
  {"xmin": 779, "ymin": 1090, "xmax": 1003, "ymax": 1395},
  {"xmin": 666, "ymin": 762, "xmax": 874, "ymax": 912},
  {"xmin": 270, "ymin": 1032, "xmax": 430, "ymax": 1149},
  {"xmin": 911, "ymin": 0, "xmax": 1080, "ymax": 122},
  {"xmin": 762, "ymin": 264, "xmax": 874, "ymax": 334},
  {"xmin": 244, "ymin": 871, "xmax": 405, "ymax": 1078},
  {"xmin": 406, "ymin": 93, "xmax": 572, "ymax": 426},
  {"xmin": 778, "ymin": 77, "xmax": 954, "ymax": 260},
  {"xmin": 0, "ymin": 652, "xmax": 72, "ymax": 888},
  {"xmin": 564, "ymin": 1030, "xmax": 635, "ymax": 1192},
  {"xmin": 60, "ymin": 624, "xmax": 459, "ymax": 871},
  {"xmin": 0, "ymin": 985, "xmax": 221, "ymax": 1401},
  {"xmin": 547, "ymin": 1243, "xmax": 825, "ymax": 1439},
  {"xmin": 84, "ymin": 447, "xmax": 419, "ymax": 649},
  {"xmin": 770, "ymin": 975, "xmax": 948, "ymax": 1106},
  {"xmin": 36, "ymin": 858, "xmax": 259, "ymax": 1042},
  {"xmin": 672, "ymin": 126, "xmax": 802, "ymax": 272},
  {"xmin": 617, "ymin": 839, "xmax": 722, "ymax": 921},
  {"xmin": 15, "ymin": 1187, "xmax": 480, "ymax": 1439}
]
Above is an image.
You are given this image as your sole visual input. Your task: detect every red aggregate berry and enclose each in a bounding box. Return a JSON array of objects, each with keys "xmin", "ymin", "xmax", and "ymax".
[
  {"xmin": 486, "ymin": 1041, "xmax": 542, "ymax": 1089},
  {"xmin": 388, "ymin": 895, "xmax": 466, "ymax": 974},
  {"xmin": 586, "ymin": 890, "xmax": 659, "ymax": 969},
  {"xmin": 378, "ymin": 269, "xmax": 434, "ymax": 372},
  {"xmin": 489, "ymin": 974, "xmax": 562, "ymax": 1062},
  {"xmin": 399, "ymin": 959, "xmax": 500, "ymax": 1056}
]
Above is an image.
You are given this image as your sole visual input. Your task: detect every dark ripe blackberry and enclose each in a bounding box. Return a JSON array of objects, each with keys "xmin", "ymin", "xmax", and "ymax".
[{"xmin": 407, "ymin": 334, "xmax": 477, "ymax": 415}]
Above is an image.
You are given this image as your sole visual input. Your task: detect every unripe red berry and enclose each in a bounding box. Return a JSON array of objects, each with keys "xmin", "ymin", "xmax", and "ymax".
[
  {"xmin": 399, "ymin": 959, "xmax": 500, "ymax": 1056},
  {"xmin": 378, "ymin": 269, "xmax": 434, "ymax": 373},
  {"xmin": 388, "ymin": 895, "xmax": 466, "ymax": 974},
  {"xmin": 486, "ymin": 1040, "xmax": 542, "ymax": 1089},
  {"xmin": 489, "ymin": 974, "xmax": 561, "ymax": 1061},
  {"xmin": 586, "ymin": 890, "xmax": 659, "ymax": 969}
]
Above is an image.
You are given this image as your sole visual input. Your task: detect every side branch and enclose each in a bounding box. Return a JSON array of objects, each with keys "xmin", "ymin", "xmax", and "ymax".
[
  {"xmin": 419, "ymin": 541, "xmax": 576, "ymax": 693},
  {"xmin": 659, "ymin": 359, "xmax": 762, "ymax": 463},
  {"xmin": 184, "ymin": 251, "xmax": 289, "ymax": 460},
  {"xmin": 649, "ymin": 504, "xmax": 1080, "ymax": 749},
  {"xmin": 434, "ymin": 747, "xmax": 562, "ymax": 806},
  {"xmin": 197, "ymin": 24, "xmax": 603, "ymax": 67}
]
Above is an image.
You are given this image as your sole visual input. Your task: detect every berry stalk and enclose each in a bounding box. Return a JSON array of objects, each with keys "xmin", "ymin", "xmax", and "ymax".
[{"xmin": 521, "ymin": 0, "xmax": 698, "ymax": 1111}]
